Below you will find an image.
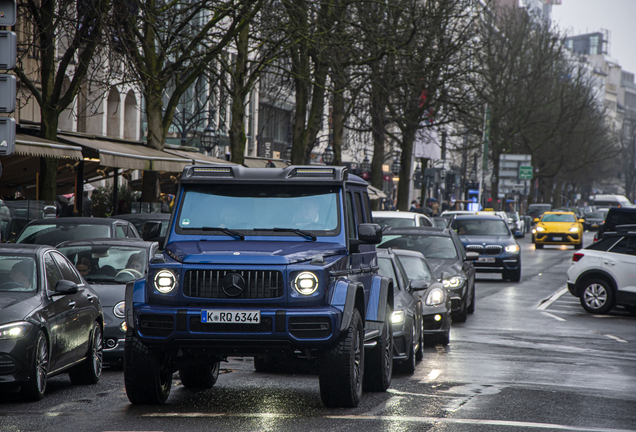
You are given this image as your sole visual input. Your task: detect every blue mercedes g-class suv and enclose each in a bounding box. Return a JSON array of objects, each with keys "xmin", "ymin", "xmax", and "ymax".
[{"xmin": 123, "ymin": 165, "xmax": 394, "ymax": 407}]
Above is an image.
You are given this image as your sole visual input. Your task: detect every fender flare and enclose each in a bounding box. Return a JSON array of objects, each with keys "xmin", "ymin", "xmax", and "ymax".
[
  {"xmin": 575, "ymin": 269, "xmax": 618, "ymax": 295},
  {"xmin": 367, "ymin": 275, "xmax": 393, "ymax": 323},
  {"xmin": 330, "ymin": 279, "xmax": 365, "ymax": 332},
  {"xmin": 125, "ymin": 278, "xmax": 146, "ymax": 331}
]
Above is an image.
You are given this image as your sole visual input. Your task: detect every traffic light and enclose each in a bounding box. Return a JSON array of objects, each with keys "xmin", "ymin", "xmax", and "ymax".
[{"xmin": 0, "ymin": 0, "xmax": 17, "ymax": 157}]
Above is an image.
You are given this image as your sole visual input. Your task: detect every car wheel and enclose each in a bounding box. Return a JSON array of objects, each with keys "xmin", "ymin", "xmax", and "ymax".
[
  {"xmin": 580, "ymin": 279, "xmax": 615, "ymax": 314},
  {"xmin": 535, "ymin": 244, "xmax": 543, "ymax": 249},
  {"xmin": 435, "ymin": 331, "xmax": 450, "ymax": 346},
  {"xmin": 467, "ymin": 286, "xmax": 475, "ymax": 314},
  {"xmin": 504, "ymin": 267, "xmax": 521, "ymax": 283},
  {"xmin": 179, "ymin": 362, "xmax": 220, "ymax": 389},
  {"xmin": 124, "ymin": 330, "xmax": 173, "ymax": 404},
  {"xmin": 318, "ymin": 308, "xmax": 364, "ymax": 407},
  {"xmin": 363, "ymin": 305, "xmax": 393, "ymax": 392},
  {"xmin": 68, "ymin": 322, "xmax": 103, "ymax": 385},
  {"xmin": 415, "ymin": 316, "xmax": 424, "ymax": 361},
  {"xmin": 20, "ymin": 330, "xmax": 48, "ymax": 401},
  {"xmin": 574, "ymin": 242, "xmax": 583, "ymax": 250}
]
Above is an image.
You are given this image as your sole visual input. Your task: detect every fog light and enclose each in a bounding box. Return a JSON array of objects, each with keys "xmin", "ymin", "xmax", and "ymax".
[{"xmin": 434, "ymin": 314, "xmax": 442, "ymax": 322}]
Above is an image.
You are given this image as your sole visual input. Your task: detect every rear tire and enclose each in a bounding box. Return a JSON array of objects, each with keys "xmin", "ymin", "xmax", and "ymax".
[
  {"xmin": 179, "ymin": 362, "xmax": 220, "ymax": 389},
  {"xmin": 20, "ymin": 331, "xmax": 48, "ymax": 401},
  {"xmin": 580, "ymin": 279, "xmax": 615, "ymax": 314},
  {"xmin": 68, "ymin": 322, "xmax": 103, "ymax": 385},
  {"xmin": 363, "ymin": 305, "xmax": 393, "ymax": 392},
  {"xmin": 318, "ymin": 309, "xmax": 364, "ymax": 407},
  {"xmin": 124, "ymin": 330, "xmax": 173, "ymax": 404}
]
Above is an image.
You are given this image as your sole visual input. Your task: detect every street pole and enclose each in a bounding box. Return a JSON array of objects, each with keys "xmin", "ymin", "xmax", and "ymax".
[{"xmin": 478, "ymin": 106, "xmax": 490, "ymax": 210}]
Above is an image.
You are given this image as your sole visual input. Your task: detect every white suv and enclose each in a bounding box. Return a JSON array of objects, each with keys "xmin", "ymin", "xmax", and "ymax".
[{"xmin": 566, "ymin": 232, "xmax": 636, "ymax": 314}]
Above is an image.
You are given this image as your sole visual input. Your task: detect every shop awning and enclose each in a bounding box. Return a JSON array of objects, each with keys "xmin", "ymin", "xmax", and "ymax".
[
  {"xmin": 60, "ymin": 135, "xmax": 190, "ymax": 172},
  {"xmin": 367, "ymin": 185, "xmax": 387, "ymax": 200},
  {"xmin": 163, "ymin": 148, "xmax": 231, "ymax": 165},
  {"xmin": 243, "ymin": 157, "xmax": 288, "ymax": 168},
  {"xmin": 15, "ymin": 134, "xmax": 83, "ymax": 160}
]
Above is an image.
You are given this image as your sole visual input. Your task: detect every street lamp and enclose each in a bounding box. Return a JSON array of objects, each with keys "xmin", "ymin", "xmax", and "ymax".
[
  {"xmin": 201, "ymin": 119, "xmax": 219, "ymax": 156},
  {"xmin": 391, "ymin": 158, "xmax": 401, "ymax": 176},
  {"xmin": 361, "ymin": 155, "xmax": 371, "ymax": 173},
  {"xmin": 283, "ymin": 144, "xmax": 293, "ymax": 161},
  {"xmin": 323, "ymin": 145, "xmax": 335, "ymax": 165}
]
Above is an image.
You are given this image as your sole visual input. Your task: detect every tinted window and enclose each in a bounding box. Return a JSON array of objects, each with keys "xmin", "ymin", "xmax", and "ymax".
[
  {"xmin": 44, "ymin": 253, "xmax": 63, "ymax": 291},
  {"xmin": 346, "ymin": 191, "xmax": 356, "ymax": 238},
  {"xmin": 51, "ymin": 252, "xmax": 81, "ymax": 283},
  {"xmin": 374, "ymin": 217, "xmax": 416, "ymax": 229},
  {"xmin": 541, "ymin": 214, "xmax": 576, "ymax": 223},
  {"xmin": 397, "ymin": 255, "xmax": 434, "ymax": 282},
  {"xmin": 16, "ymin": 224, "xmax": 111, "ymax": 246},
  {"xmin": 115, "ymin": 225, "xmax": 127, "ymax": 238},
  {"xmin": 607, "ymin": 237, "xmax": 636, "ymax": 256},
  {"xmin": 379, "ymin": 235, "xmax": 458, "ymax": 259},
  {"xmin": 362, "ymin": 192, "xmax": 372, "ymax": 223},
  {"xmin": 59, "ymin": 245, "xmax": 149, "ymax": 283},
  {"xmin": 453, "ymin": 219, "xmax": 510, "ymax": 236},
  {"xmin": 587, "ymin": 236, "xmax": 621, "ymax": 251},
  {"xmin": 377, "ymin": 257, "xmax": 399, "ymax": 289},
  {"xmin": 0, "ymin": 255, "xmax": 37, "ymax": 292},
  {"xmin": 354, "ymin": 192, "xmax": 364, "ymax": 226}
]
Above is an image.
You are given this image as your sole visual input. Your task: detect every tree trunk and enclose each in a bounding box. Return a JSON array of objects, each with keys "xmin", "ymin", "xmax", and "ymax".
[
  {"xmin": 331, "ymin": 79, "xmax": 345, "ymax": 167},
  {"xmin": 396, "ymin": 128, "xmax": 415, "ymax": 211},
  {"xmin": 39, "ymin": 109, "xmax": 60, "ymax": 201},
  {"xmin": 141, "ymin": 92, "xmax": 165, "ymax": 203},
  {"xmin": 229, "ymin": 23, "xmax": 249, "ymax": 166},
  {"xmin": 370, "ymin": 65, "xmax": 387, "ymax": 191}
]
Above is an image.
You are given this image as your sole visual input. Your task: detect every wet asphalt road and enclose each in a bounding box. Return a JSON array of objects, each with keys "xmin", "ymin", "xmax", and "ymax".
[{"xmin": 1, "ymin": 234, "xmax": 635, "ymax": 432}]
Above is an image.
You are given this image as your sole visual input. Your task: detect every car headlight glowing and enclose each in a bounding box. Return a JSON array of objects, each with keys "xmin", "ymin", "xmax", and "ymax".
[
  {"xmin": 426, "ymin": 288, "xmax": 445, "ymax": 306},
  {"xmin": 120, "ymin": 321, "xmax": 127, "ymax": 332},
  {"xmin": 0, "ymin": 321, "xmax": 32, "ymax": 340},
  {"xmin": 293, "ymin": 272, "xmax": 319, "ymax": 295},
  {"xmin": 113, "ymin": 301, "xmax": 125, "ymax": 318},
  {"xmin": 391, "ymin": 310, "xmax": 405, "ymax": 324},
  {"xmin": 536, "ymin": 226, "xmax": 546, "ymax": 232},
  {"xmin": 443, "ymin": 276, "xmax": 466, "ymax": 288},
  {"xmin": 505, "ymin": 244, "xmax": 520, "ymax": 253},
  {"xmin": 154, "ymin": 270, "xmax": 177, "ymax": 294},
  {"xmin": 569, "ymin": 227, "xmax": 579, "ymax": 232}
]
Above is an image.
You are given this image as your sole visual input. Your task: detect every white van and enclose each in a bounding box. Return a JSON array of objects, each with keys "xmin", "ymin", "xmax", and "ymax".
[{"xmin": 591, "ymin": 194, "xmax": 633, "ymax": 208}]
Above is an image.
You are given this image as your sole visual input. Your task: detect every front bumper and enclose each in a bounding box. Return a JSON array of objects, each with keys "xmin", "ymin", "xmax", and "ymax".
[
  {"xmin": 104, "ymin": 311, "xmax": 126, "ymax": 362},
  {"xmin": 132, "ymin": 305, "xmax": 342, "ymax": 356},
  {"xmin": 422, "ymin": 303, "xmax": 451, "ymax": 335},
  {"xmin": 535, "ymin": 232, "xmax": 581, "ymax": 245},
  {"xmin": 473, "ymin": 254, "xmax": 520, "ymax": 273},
  {"xmin": 0, "ymin": 333, "xmax": 36, "ymax": 387},
  {"xmin": 391, "ymin": 319, "xmax": 410, "ymax": 360}
]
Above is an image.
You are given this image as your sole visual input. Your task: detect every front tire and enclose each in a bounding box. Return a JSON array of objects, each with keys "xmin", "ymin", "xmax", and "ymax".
[
  {"xmin": 253, "ymin": 356, "xmax": 277, "ymax": 373},
  {"xmin": 179, "ymin": 362, "xmax": 220, "ymax": 389},
  {"xmin": 574, "ymin": 242, "xmax": 583, "ymax": 250},
  {"xmin": 68, "ymin": 322, "xmax": 103, "ymax": 385},
  {"xmin": 318, "ymin": 309, "xmax": 364, "ymax": 407},
  {"xmin": 504, "ymin": 267, "xmax": 521, "ymax": 283},
  {"xmin": 363, "ymin": 305, "xmax": 393, "ymax": 392},
  {"xmin": 124, "ymin": 330, "xmax": 173, "ymax": 404},
  {"xmin": 21, "ymin": 330, "xmax": 48, "ymax": 401},
  {"xmin": 415, "ymin": 316, "xmax": 424, "ymax": 361},
  {"xmin": 467, "ymin": 286, "xmax": 475, "ymax": 314},
  {"xmin": 452, "ymin": 296, "xmax": 468, "ymax": 323},
  {"xmin": 580, "ymin": 279, "xmax": 615, "ymax": 314},
  {"xmin": 535, "ymin": 244, "xmax": 544, "ymax": 249}
]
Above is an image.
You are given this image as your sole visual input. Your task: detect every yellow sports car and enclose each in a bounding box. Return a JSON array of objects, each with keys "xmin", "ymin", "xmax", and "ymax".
[{"xmin": 532, "ymin": 211, "xmax": 584, "ymax": 249}]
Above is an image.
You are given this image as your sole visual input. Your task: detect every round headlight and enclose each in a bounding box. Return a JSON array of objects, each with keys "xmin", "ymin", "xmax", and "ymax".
[
  {"xmin": 154, "ymin": 270, "xmax": 177, "ymax": 294},
  {"xmin": 293, "ymin": 272, "xmax": 319, "ymax": 295},
  {"xmin": 113, "ymin": 301, "xmax": 125, "ymax": 318},
  {"xmin": 426, "ymin": 288, "xmax": 445, "ymax": 306}
]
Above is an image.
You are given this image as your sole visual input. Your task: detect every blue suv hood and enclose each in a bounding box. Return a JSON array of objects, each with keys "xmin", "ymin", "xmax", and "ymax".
[{"xmin": 165, "ymin": 240, "xmax": 347, "ymax": 265}]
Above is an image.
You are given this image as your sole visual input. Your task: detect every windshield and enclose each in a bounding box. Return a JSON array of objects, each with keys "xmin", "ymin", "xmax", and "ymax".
[
  {"xmin": 453, "ymin": 219, "xmax": 510, "ymax": 236},
  {"xmin": 0, "ymin": 255, "xmax": 37, "ymax": 292},
  {"xmin": 541, "ymin": 214, "xmax": 576, "ymax": 223},
  {"xmin": 506, "ymin": 212, "xmax": 519, "ymax": 221},
  {"xmin": 176, "ymin": 184, "xmax": 340, "ymax": 236},
  {"xmin": 58, "ymin": 245, "xmax": 148, "ymax": 284},
  {"xmin": 396, "ymin": 254, "xmax": 434, "ymax": 282},
  {"xmin": 585, "ymin": 210, "xmax": 608, "ymax": 219},
  {"xmin": 379, "ymin": 235, "xmax": 458, "ymax": 259},
  {"xmin": 374, "ymin": 217, "xmax": 415, "ymax": 229},
  {"xmin": 16, "ymin": 224, "xmax": 111, "ymax": 246}
]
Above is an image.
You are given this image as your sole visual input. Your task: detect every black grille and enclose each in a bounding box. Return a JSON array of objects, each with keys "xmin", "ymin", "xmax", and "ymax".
[
  {"xmin": 0, "ymin": 354, "xmax": 18, "ymax": 374},
  {"xmin": 484, "ymin": 245, "xmax": 502, "ymax": 255},
  {"xmin": 423, "ymin": 315, "xmax": 444, "ymax": 331},
  {"xmin": 139, "ymin": 314, "xmax": 174, "ymax": 337},
  {"xmin": 289, "ymin": 317, "xmax": 332, "ymax": 339},
  {"xmin": 190, "ymin": 316, "xmax": 273, "ymax": 333},
  {"xmin": 183, "ymin": 270, "xmax": 284, "ymax": 299},
  {"xmin": 466, "ymin": 245, "xmax": 483, "ymax": 253}
]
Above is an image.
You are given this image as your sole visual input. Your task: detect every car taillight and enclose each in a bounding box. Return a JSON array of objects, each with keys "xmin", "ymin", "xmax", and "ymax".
[{"xmin": 572, "ymin": 253, "xmax": 584, "ymax": 262}]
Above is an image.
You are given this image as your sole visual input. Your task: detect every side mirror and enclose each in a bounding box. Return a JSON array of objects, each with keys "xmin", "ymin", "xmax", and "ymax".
[
  {"xmin": 533, "ymin": 218, "xmax": 540, "ymax": 223},
  {"xmin": 358, "ymin": 223, "xmax": 382, "ymax": 244},
  {"xmin": 410, "ymin": 279, "xmax": 429, "ymax": 291},
  {"xmin": 514, "ymin": 231, "xmax": 524, "ymax": 239},
  {"xmin": 141, "ymin": 221, "xmax": 162, "ymax": 241},
  {"xmin": 465, "ymin": 251, "xmax": 480, "ymax": 261},
  {"xmin": 151, "ymin": 253, "xmax": 166, "ymax": 264},
  {"xmin": 578, "ymin": 219, "xmax": 585, "ymax": 223},
  {"xmin": 54, "ymin": 279, "xmax": 79, "ymax": 295}
]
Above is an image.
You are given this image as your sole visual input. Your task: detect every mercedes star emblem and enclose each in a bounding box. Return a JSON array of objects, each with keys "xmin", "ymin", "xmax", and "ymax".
[{"xmin": 221, "ymin": 272, "xmax": 246, "ymax": 297}]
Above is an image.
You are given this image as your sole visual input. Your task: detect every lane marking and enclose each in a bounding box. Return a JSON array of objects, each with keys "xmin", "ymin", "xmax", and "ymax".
[
  {"xmin": 603, "ymin": 334, "xmax": 628, "ymax": 343},
  {"xmin": 541, "ymin": 311, "xmax": 566, "ymax": 322},
  {"xmin": 538, "ymin": 287, "xmax": 568, "ymax": 310},
  {"xmin": 426, "ymin": 369, "xmax": 442, "ymax": 380},
  {"xmin": 140, "ymin": 412, "xmax": 636, "ymax": 431}
]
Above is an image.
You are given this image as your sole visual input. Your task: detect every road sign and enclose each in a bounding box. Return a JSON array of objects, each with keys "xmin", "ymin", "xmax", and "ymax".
[
  {"xmin": 519, "ymin": 165, "xmax": 533, "ymax": 179},
  {"xmin": 512, "ymin": 184, "xmax": 524, "ymax": 191}
]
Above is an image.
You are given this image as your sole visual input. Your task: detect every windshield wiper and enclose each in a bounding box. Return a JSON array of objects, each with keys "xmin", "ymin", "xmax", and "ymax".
[
  {"xmin": 185, "ymin": 226, "xmax": 245, "ymax": 240},
  {"xmin": 254, "ymin": 227, "xmax": 317, "ymax": 241}
]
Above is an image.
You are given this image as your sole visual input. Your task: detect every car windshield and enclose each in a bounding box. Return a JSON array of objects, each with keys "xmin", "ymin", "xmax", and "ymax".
[
  {"xmin": 374, "ymin": 217, "xmax": 415, "ymax": 229},
  {"xmin": 176, "ymin": 184, "xmax": 340, "ymax": 235},
  {"xmin": 453, "ymin": 219, "xmax": 510, "ymax": 236},
  {"xmin": 16, "ymin": 224, "xmax": 111, "ymax": 246},
  {"xmin": 585, "ymin": 210, "xmax": 608, "ymax": 219},
  {"xmin": 541, "ymin": 214, "xmax": 576, "ymax": 223},
  {"xmin": 506, "ymin": 212, "xmax": 519, "ymax": 221},
  {"xmin": 58, "ymin": 245, "xmax": 148, "ymax": 284},
  {"xmin": 0, "ymin": 255, "xmax": 37, "ymax": 292},
  {"xmin": 396, "ymin": 254, "xmax": 434, "ymax": 282},
  {"xmin": 432, "ymin": 218, "xmax": 448, "ymax": 228},
  {"xmin": 379, "ymin": 235, "xmax": 458, "ymax": 259}
]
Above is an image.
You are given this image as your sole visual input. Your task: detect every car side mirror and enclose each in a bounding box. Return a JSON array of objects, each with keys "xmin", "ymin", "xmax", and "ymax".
[
  {"xmin": 358, "ymin": 223, "xmax": 382, "ymax": 244},
  {"xmin": 151, "ymin": 253, "xmax": 166, "ymax": 264},
  {"xmin": 141, "ymin": 221, "xmax": 162, "ymax": 241},
  {"xmin": 578, "ymin": 219, "xmax": 585, "ymax": 223},
  {"xmin": 514, "ymin": 231, "xmax": 524, "ymax": 239},
  {"xmin": 54, "ymin": 279, "xmax": 79, "ymax": 295},
  {"xmin": 465, "ymin": 251, "xmax": 480, "ymax": 261},
  {"xmin": 534, "ymin": 218, "xmax": 540, "ymax": 222},
  {"xmin": 410, "ymin": 279, "xmax": 429, "ymax": 291}
]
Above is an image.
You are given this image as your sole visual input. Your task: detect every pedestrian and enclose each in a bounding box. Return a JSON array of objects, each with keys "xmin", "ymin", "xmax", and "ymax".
[
  {"xmin": 410, "ymin": 200, "xmax": 420, "ymax": 212},
  {"xmin": 82, "ymin": 190, "xmax": 93, "ymax": 217},
  {"xmin": 426, "ymin": 197, "xmax": 440, "ymax": 216}
]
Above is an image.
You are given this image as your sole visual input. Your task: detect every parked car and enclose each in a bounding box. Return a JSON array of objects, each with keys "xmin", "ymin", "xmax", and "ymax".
[
  {"xmin": 567, "ymin": 229, "xmax": 636, "ymax": 314},
  {"xmin": 431, "ymin": 216, "xmax": 450, "ymax": 228},
  {"xmin": 392, "ymin": 249, "xmax": 451, "ymax": 346},
  {"xmin": 110, "ymin": 213, "xmax": 171, "ymax": 246},
  {"xmin": 506, "ymin": 211, "xmax": 525, "ymax": 236},
  {"xmin": 376, "ymin": 248, "xmax": 425, "ymax": 374},
  {"xmin": 581, "ymin": 208, "xmax": 609, "ymax": 231},
  {"xmin": 378, "ymin": 227, "xmax": 477, "ymax": 322},
  {"xmin": 451, "ymin": 214, "xmax": 523, "ymax": 282},
  {"xmin": 532, "ymin": 211, "xmax": 584, "ymax": 250},
  {"xmin": 594, "ymin": 206, "xmax": 636, "ymax": 241},
  {"xmin": 591, "ymin": 194, "xmax": 633, "ymax": 209},
  {"xmin": 527, "ymin": 203, "xmax": 552, "ymax": 220},
  {"xmin": 57, "ymin": 239, "xmax": 160, "ymax": 365},
  {"xmin": 0, "ymin": 244, "xmax": 104, "ymax": 400},
  {"xmin": 14, "ymin": 217, "xmax": 140, "ymax": 247},
  {"xmin": 372, "ymin": 211, "xmax": 433, "ymax": 229}
]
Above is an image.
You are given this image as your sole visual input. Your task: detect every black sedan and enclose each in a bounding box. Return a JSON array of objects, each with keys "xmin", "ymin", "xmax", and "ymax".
[
  {"xmin": 0, "ymin": 244, "xmax": 103, "ymax": 400},
  {"xmin": 393, "ymin": 249, "xmax": 452, "ymax": 346},
  {"xmin": 377, "ymin": 248, "xmax": 426, "ymax": 374},
  {"xmin": 110, "ymin": 213, "xmax": 171, "ymax": 245},
  {"xmin": 581, "ymin": 208, "xmax": 609, "ymax": 231},
  {"xmin": 14, "ymin": 217, "xmax": 140, "ymax": 247},
  {"xmin": 58, "ymin": 239, "xmax": 159, "ymax": 365},
  {"xmin": 379, "ymin": 227, "xmax": 478, "ymax": 323}
]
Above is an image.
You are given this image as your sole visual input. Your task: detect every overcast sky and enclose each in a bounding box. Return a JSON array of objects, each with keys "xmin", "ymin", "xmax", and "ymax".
[{"xmin": 550, "ymin": 0, "xmax": 636, "ymax": 75}]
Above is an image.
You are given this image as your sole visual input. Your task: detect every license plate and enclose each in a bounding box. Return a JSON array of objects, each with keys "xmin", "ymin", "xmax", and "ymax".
[
  {"xmin": 201, "ymin": 310, "xmax": 261, "ymax": 324},
  {"xmin": 552, "ymin": 237, "xmax": 562, "ymax": 241},
  {"xmin": 477, "ymin": 257, "xmax": 496, "ymax": 263}
]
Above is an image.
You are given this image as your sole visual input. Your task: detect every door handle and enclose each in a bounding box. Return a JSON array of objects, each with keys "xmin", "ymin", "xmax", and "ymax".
[
  {"xmin": 68, "ymin": 301, "xmax": 76, "ymax": 308},
  {"xmin": 86, "ymin": 294, "xmax": 96, "ymax": 302},
  {"xmin": 603, "ymin": 261, "xmax": 615, "ymax": 266}
]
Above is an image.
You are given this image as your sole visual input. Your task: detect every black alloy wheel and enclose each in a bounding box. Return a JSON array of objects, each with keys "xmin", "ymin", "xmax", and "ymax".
[
  {"xmin": 363, "ymin": 305, "xmax": 393, "ymax": 392},
  {"xmin": 21, "ymin": 331, "xmax": 49, "ymax": 401}
]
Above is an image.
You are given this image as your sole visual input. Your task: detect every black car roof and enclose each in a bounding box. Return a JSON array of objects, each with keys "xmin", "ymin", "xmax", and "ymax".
[
  {"xmin": 56, "ymin": 238, "xmax": 157, "ymax": 248},
  {"xmin": 0, "ymin": 244, "xmax": 52, "ymax": 254},
  {"xmin": 23, "ymin": 217, "xmax": 127, "ymax": 226},
  {"xmin": 452, "ymin": 214, "xmax": 505, "ymax": 221},
  {"xmin": 110, "ymin": 213, "xmax": 171, "ymax": 221}
]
